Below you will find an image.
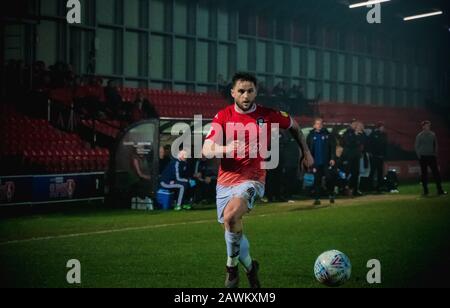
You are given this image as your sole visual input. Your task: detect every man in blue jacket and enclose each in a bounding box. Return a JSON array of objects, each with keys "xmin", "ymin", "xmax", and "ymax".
[
  {"xmin": 160, "ymin": 150, "xmax": 192, "ymax": 211},
  {"xmin": 307, "ymin": 118, "xmax": 337, "ymax": 206}
]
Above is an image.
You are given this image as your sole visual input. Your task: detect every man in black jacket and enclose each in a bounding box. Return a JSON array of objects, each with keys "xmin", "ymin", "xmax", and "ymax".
[
  {"xmin": 368, "ymin": 122, "xmax": 388, "ymax": 193},
  {"xmin": 307, "ymin": 118, "xmax": 337, "ymax": 205},
  {"xmin": 342, "ymin": 119, "xmax": 364, "ymax": 196}
]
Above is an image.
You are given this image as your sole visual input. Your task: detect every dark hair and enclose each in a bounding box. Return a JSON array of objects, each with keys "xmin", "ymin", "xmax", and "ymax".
[
  {"xmin": 376, "ymin": 121, "xmax": 385, "ymax": 128},
  {"xmin": 421, "ymin": 120, "xmax": 431, "ymax": 127},
  {"xmin": 232, "ymin": 72, "xmax": 258, "ymax": 88}
]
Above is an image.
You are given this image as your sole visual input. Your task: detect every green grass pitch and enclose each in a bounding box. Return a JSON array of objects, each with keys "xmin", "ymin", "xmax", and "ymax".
[{"xmin": 0, "ymin": 183, "xmax": 449, "ymax": 288}]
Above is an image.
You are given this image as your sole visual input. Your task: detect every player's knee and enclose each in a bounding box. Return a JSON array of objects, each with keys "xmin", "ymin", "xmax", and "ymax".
[
  {"xmin": 223, "ymin": 213, "xmax": 238, "ymax": 229},
  {"xmin": 223, "ymin": 198, "xmax": 247, "ymax": 228}
]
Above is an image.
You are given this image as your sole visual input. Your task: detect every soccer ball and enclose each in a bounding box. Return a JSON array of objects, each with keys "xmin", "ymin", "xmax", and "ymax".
[{"xmin": 314, "ymin": 250, "xmax": 352, "ymax": 287}]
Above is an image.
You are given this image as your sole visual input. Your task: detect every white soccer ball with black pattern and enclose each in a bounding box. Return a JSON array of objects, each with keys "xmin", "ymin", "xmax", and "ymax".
[{"xmin": 314, "ymin": 250, "xmax": 352, "ymax": 287}]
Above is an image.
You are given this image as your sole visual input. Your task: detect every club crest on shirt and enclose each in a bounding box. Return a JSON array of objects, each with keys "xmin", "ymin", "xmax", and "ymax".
[{"xmin": 256, "ymin": 117, "xmax": 266, "ymax": 127}]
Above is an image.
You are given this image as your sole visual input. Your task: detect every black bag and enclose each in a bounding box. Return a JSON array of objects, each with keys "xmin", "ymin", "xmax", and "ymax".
[{"xmin": 385, "ymin": 170, "xmax": 399, "ymax": 191}]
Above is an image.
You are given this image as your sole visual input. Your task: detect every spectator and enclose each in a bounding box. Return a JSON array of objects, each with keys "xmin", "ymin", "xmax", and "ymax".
[
  {"xmin": 218, "ymin": 74, "xmax": 228, "ymax": 93},
  {"xmin": 160, "ymin": 150, "xmax": 193, "ymax": 211},
  {"xmin": 331, "ymin": 126, "xmax": 343, "ymax": 147},
  {"xmin": 87, "ymin": 49, "xmax": 96, "ymax": 74},
  {"xmin": 159, "ymin": 145, "xmax": 172, "ymax": 175},
  {"xmin": 131, "ymin": 145, "xmax": 153, "ymax": 207},
  {"xmin": 49, "ymin": 61, "xmax": 68, "ymax": 88},
  {"xmin": 272, "ymin": 82, "xmax": 286, "ymax": 97},
  {"xmin": 73, "ymin": 76, "xmax": 88, "ymax": 114},
  {"xmin": 282, "ymin": 82, "xmax": 289, "ymax": 98},
  {"xmin": 342, "ymin": 119, "xmax": 364, "ymax": 196},
  {"xmin": 191, "ymin": 156, "xmax": 217, "ymax": 203},
  {"xmin": 130, "ymin": 90, "xmax": 159, "ymax": 122},
  {"xmin": 65, "ymin": 64, "xmax": 76, "ymax": 87},
  {"xmin": 332, "ymin": 145, "xmax": 351, "ymax": 196},
  {"xmin": 104, "ymin": 79, "xmax": 123, "ymax": 118},
  {"xmin": 217, "ymin": 74, "xmax": 232, "ymax": 101},
  {"xmin": 280, "ymin": 130, "xmax": 301, "ymax": 200},
  {"xmin": 415, "ymin": 121, "xmax": 447, "ymax": 196},
  {"xmin": 258, "ymin": 82, "xmax": 268, "ymax": 97},
  {"xmin": 356, "ymin": 121, "xmax": 371, "ymax": 192},
  {"xmin": 368, "ymin": 122, "xmax": 388, "ymax": 193},
  {"xmin": 290, "ymin": 84, "xmax": 306, "ymax": 115},
  {"xmin": 93, "ymin": 77, "xmax": 105, "ymax": 101},
  {"xmin": 80, "ymin": 76, "xmax": 104, "ymax": 118},
  {"xmin": 306, "ymin": 118, "xmax": 337, "ymax": 205},
  {"xmin": 31, "ymin": 61, "xmax": 48, "ymax": 90},
  {"xmin": 288, "ymin": 84, "xmax": 300, "ymax": 99}
]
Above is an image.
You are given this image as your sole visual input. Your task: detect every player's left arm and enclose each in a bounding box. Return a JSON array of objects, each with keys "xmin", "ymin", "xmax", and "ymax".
[
  {"xmin": 288, "ymin": 118, "xmax": 314, "ymax": 168},
  {"xmin": 270, "ymin": 109, "xmax": 314, "ymax": 168}
]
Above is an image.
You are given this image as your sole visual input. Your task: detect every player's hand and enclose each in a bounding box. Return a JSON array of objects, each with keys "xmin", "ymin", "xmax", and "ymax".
[
  {"xmin": 224, "ymin": 140, "xmax": 244, "ymax": 156},
  {"xmin": 303, "ymin": 151, "xmax": 314, "ymax": 168},
  {"xmin": 329, "ymin": 160, "xmax": 336, "ymax": 167}
]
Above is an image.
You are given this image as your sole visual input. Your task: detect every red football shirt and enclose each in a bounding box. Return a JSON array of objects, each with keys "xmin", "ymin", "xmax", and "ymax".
[{"xmin": 205, "ymin": 104, "xmax": 293, "ymax": 186}]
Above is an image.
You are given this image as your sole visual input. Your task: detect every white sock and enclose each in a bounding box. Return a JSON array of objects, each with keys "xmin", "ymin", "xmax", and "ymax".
[{"xmin": 225, "ymin": 231, "xmax": 242, "ymax": 267}]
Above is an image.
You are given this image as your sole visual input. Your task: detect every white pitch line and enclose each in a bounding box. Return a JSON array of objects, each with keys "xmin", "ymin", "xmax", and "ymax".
[
  {"xmin": 0, "ymin": 194, "xmax": 419, "ymax": 246},
  {"xmin": 0, "ymin": 219, "xmax": 215, "ymax": 246},
  {"xmin": 0, "ymin": 209, "xmax": 297, "ymax": 246}
]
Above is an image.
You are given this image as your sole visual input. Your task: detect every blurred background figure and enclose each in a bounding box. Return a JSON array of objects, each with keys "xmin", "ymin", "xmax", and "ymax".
[
  {"xmin": 368, "ymin": 122, "xmax": 388, "ymax": 193},
  {"xmin": 191, "ymin": 156, "xmax": 218, "ymax": 204},
  {"xmin": 159, "ymin": 145, "xmax": 172, "ymax": 175},
  {"xmin": 130, "ymin": 90, "xmax": 159, "ymax": 123},
  {"xmin": 159, "ymin": 150, "xmax": 193, "ymax": 211},
  {"xmin": 131, "ymin": 145, "xmax": 153, "ymax": 210},
  {"xmin": 104, "ymin": 79, "xmax": 123, "ymax": 119},
  {"xmin": 356, "ymin": 121, "xmax": 371, "ymax": 193},
  {"xmin": 306, "ymin": 118, "xmax": 337, "ymax": 206},
  {"xmin": 415, "ymin": 121, "xmax": 447, "ymax": 196},
  {"xmin": 343, "ymin": 120, "xmax": 363, "ymax": 197}
]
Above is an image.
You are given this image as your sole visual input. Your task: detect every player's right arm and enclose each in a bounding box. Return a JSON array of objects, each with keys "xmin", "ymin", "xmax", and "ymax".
[
  {"xmin": 202, "ymin": 139, "xmax": 241, "ymax": 158},
  {"xmin": 202, "ymin": 110, "xmax": 242, "ymax": 159}
]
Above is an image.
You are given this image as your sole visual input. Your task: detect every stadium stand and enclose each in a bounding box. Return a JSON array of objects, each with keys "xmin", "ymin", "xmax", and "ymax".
[
  {"xmin": 48, "ymin": 85, "xmax": 450, "ymax": 159},
  {"xmin": 80, "ymin": 119, "xmax": 121, "ymax": 139},
  {"xmin": 49, "ymin": 86, "xmax": 229, "ymax": 120},
  {"xmin": 117, "ymin": 88, "xmax": 229, "ymax": 119},
  {"xmin": 3, "ymin": 84, "xmax": 449, "ymax": 178},
  {"xmin": 0, "ymin": 104, "xmax": 110, "ymax": 175}
]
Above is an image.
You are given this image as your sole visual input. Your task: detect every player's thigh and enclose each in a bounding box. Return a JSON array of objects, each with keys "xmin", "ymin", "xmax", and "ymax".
[
  {"xmin": 217, "ymin": 182, "xmax": 264, "ymax": 224},
  {"xmin": 224, "ymin": 182, "xmax": 264, "ymax": 218},
  {"xmin": 223, "ymin": 197, "xmax": 249, "ymax": 221}
]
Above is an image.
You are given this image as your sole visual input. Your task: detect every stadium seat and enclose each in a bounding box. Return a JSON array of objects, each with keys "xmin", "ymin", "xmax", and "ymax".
[{"xmin": 0, "ymin": 109, "xmax": 112, "ymax": 175}]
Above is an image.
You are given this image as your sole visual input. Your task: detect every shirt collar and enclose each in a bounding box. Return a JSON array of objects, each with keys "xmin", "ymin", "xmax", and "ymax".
[{"xmin": 234, "ymin": 103, "xmax": 257, "ymax": 114}]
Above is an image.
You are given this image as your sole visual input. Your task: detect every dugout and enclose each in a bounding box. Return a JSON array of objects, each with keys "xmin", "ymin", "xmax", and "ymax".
[{"xmin": 108, "ymin": 119, "xmax": 160, "ymax": 208}]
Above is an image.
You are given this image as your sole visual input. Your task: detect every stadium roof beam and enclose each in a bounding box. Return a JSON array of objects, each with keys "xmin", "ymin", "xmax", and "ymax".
[
  {"xmin": 349, "ymin": 0, "xmax": 391, "ymax": 9},
  {"xmin": 403, "ymin": 10, "xmax": 444, "ymax": 21}
]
